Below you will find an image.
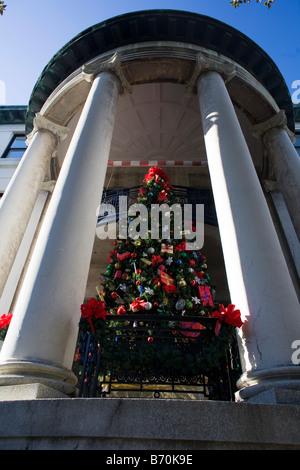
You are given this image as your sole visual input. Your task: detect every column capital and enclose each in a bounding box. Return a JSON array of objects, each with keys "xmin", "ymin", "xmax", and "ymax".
[
  {"xmin": 26, "ymin": 114, "xmax": 69, "ymax": 146},
  {"xmin": 252, "ymin": 110, "xmax": 295, "ymax": 143},
  {"xmin": 186, "ymin": 53, "xmax": 236, "ymax": 94},
  {"xmin": 82, "ymin": 53, "xmax": 132, "ymax": 95}
]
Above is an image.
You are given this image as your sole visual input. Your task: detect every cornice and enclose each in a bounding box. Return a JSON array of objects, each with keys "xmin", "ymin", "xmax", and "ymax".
[{"xmin": 25, "ymin": 10, "xmax": 294, "ymax": 133}]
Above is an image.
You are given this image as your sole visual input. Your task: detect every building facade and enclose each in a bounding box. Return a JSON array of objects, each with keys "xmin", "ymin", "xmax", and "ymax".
[{"xmin": 0, "ymin": 10, "xmax": 299, "ymax": 449}]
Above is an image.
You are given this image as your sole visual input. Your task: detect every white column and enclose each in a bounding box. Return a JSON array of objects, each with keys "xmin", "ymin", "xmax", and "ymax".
[
  {"xmin": 196, "ymin": 67, "xmax": 300, "ymax": 401},
  {"xmin": 0, "ymin": 115, "xmax": 68, "ymax": 297},
  {"xmin": 253, "ymin": 111, "xmax": 300, "ymax": 242},
  {"xmin": 0, "ymin": 58, "xmax": 123, "ymax": 397}
]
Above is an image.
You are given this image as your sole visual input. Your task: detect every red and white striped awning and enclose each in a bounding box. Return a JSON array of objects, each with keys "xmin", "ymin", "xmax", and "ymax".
[{"xmin": 107, "ymin": 160, "xmax": 207, "ymax": 167}]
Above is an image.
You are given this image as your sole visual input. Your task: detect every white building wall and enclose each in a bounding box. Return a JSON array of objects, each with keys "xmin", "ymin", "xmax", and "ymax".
[{"xmin": 0, "ymin": 123, "xmax": 25, "ymax": 192}]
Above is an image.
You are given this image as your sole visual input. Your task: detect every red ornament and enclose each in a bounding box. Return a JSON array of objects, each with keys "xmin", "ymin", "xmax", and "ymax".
[
  {"xmin": 111, "ymin": 292, "xmax": 118, "ymax": 299},
  {"xmin": 180, "ymin": 322, "xmax": 205, "ymax": 340},
  {"xmin": 117, "ymin": 306, "xmax": 126, "ymax": 315},
  {"xmin": 117, "ymin": 252, "xmax": 131, "ymax": 261}
]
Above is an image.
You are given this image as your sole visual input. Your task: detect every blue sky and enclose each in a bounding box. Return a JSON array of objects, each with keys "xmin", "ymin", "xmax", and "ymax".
[{"xmin": 0, "ymin": 0, "xmax": 299, "ymax": 105}]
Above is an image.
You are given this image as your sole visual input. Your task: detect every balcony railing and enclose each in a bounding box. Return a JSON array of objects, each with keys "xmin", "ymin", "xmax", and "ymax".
[
  {"xmin": 98, "ymin": 186, "xmax": 218, "ymax": 226},
  {"xmin": 76, "ymin": 315, "xmax": 241, "ymax": 400}
]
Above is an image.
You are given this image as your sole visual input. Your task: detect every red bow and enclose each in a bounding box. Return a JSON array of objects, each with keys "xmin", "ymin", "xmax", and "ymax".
[
  {"xmin": 0, "ymin": 313, "xmax": 12, "ymax": 330},
  {"xmin": 81, "ymin": 298, "xmax": 107, "ymax": 332},
  {"xmin": 175, "ymin": 241, "xmax": 186, "ymax": 251},
  {"xmin": 130, "ymin": 298, "xmax": 148, "ymax": 312},
  {"xmin": 144, "ymin": 167, "xmax": 170, "ymax": 184},
  {"xmin": 163, "ymin": 284, "xmax": 177, "ymax": 293},
  {"xmin": 212, "ymin": 304, "xmax": 244, "ymax": 335},
  {"xmin": 151, "ymin": 254, "xmax": 163, "ymax": 266}
]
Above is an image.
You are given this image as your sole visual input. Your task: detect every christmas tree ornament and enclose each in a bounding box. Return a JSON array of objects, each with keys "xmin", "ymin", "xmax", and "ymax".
[
  {"xmin": 78, "ymin": 166, "xmax": 244, "ymax": 384},
  {"xmin": 117, "ymin": 305, "xmax": 126, "ymax": 315},
  {"xmin": 175, "ymin": 298, "xmax": 186, "ymax": 310},
  {"xmin": 198, "ymin": 286, "xmax": 214, "ymax": 306},
  {"xmin": 117, "ymin": 252, "xmax": 131, "ymax": 261},
  {"xmin": 160, "ymin": 243, "xmax": 173, "ymax": 255}
]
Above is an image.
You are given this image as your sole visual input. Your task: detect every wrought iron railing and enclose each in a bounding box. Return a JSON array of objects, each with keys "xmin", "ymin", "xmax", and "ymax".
[
  {"xmin": 76, "ymin": 315, "xmax": 241, "ymax": 400},
  {"xmin": 98, "ymin": 186, "xmax": 218, "ymax": 226}
]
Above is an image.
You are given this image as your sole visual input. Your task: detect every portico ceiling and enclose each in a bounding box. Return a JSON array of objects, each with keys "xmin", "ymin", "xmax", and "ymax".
[
  {"xmin": 110, "ymin": 82, "xmax": 205, "ymax": 162},
  {"xmin": 57, "ymin": 80, "xmax": 263, "ymax": 175}
]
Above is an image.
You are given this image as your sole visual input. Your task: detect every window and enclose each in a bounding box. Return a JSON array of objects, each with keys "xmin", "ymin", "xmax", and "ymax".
[
  {"xmin": 2, "ymin": 134, "xmax": 27, "ymax": 159},
  {"xmin": 295, "ymin": 134, "xmax": 300, "ymax": 157}
]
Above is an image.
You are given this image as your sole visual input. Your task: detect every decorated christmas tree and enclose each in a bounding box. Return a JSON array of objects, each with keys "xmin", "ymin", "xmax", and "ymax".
[{"xmin": 78, "ymin": 167, "xmax": 244, "ymax": 384}]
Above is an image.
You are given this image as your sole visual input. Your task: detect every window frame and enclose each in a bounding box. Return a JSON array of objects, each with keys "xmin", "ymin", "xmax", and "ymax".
[{"xmin": 1, "ymin": 133, "xmax": 27, "ymax": 159}]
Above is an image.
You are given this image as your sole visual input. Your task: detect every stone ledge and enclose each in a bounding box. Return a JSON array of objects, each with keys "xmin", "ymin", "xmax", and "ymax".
[{"xmin": 0, "ymin": 397, "xmax": 299, "ymax": 450}]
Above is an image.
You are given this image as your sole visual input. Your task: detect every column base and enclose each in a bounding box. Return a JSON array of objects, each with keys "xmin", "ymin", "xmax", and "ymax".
[
  {"xmin": 235, "ymin": 365, "xmax": 300, "ymax": 404},
  {"xmin": 0, "ymin": 360, "xmax": 78, "ymax": 399},
  {"xmin": 0, "ymin": 383, "xmax": 76, "ymax": 401}
]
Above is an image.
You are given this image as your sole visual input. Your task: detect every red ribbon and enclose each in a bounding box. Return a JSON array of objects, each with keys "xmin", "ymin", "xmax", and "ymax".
[{"xmin": 212, "ymin": 304, "xmax": 244, "ymax": 335}]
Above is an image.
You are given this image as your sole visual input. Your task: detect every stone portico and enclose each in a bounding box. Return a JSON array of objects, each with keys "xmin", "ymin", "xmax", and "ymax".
[{"xmin": 0, "ymin": 10, "xmax": 299, "ymax": 449}]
